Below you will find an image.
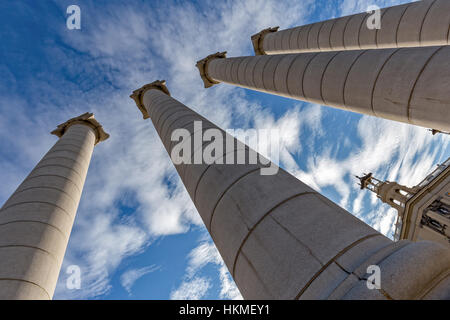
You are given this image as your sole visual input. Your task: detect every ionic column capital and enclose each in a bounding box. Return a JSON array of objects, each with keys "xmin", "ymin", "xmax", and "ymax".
[
  {"xmin": 196, "ymin": 52, "xmax": 227, "ymax": 88},
  {"xmin": 251, "ymin": 26, "xmax": 279, "ymax": 55},
  {"xmin": 51, "ymin": 112, "xmax": 109, "ymax": 145},
  {"xmin": 130, "ymin": 80, "xmax": 171, "ymax": 119}
]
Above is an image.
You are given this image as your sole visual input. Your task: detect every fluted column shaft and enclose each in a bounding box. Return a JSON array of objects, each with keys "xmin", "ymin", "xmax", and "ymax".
[
  {"xmin": 257, "ymin": 0, "xmax": 450, "ymax": 55},
  {"xmin": 205, "ymin": 46, "xmax": 450, "ymax": 132},
  {"xmin": 0, "ymin": 114, "xmax": 108, "ymax": 299},
  {"xmin": 132, "ymin": 82, "xmax": 450, "ymax": 299}
]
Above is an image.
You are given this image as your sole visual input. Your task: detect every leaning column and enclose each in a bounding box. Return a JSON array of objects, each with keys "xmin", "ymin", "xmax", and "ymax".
[
  {"xmin": 131, "ymin": 80, "xmax": 450, "ymax": 299},
  {"xmin": 252, "ymin": 0, "xmax": 450, "ymax": 55},
  {"xmin": 0, "ymin": 113, "xmax": 109, "ymax": 299},
  {"xmin": 196, "ymin": 46, "xmax": 450, "ymax": 133}
]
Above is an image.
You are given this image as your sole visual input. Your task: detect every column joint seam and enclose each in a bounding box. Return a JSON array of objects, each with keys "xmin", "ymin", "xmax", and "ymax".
[
  {"xmin": 419, "ymin": 0, "xmax": 438, "ymax": 44},
  {"xmin": 414, "ymin": 268, "xmax": 450, "ymax": 299},
  {"xmin": 152, "ymin": 99, "xmax": 179, "ymax": 127},
  {"xmin": 271, "ymin": 55, "xmax": 284, "ymax": 93},
  {"xmin": 0, "ymin": 220, "xmax": 68, "ymax": 241},
  {"xmin": 320, "ymin": 51, "xmax": 341, "ymax": 104},
  {"xmin": 260, "ymin": 56, "xmax": 273, "ymax": 91},
  {"xmin": 8, "ymin": 186, "xmax": 79, "ymax": 208},
  {"xmin": 370, "ymin": 48, "xmax": 401, "ymax": 116},
  {"xmin": 231, "ymin": 191, "xmax": 318, "ymax": 277},
  {"xmin": 155, "ymin": 104, "xmax": 186, "ymax": 131},
  {"xmin": 51, "ymin": 143, "xmax": 91, "ymax": 158},
  {"xmin": 357, "ymin": 13, "xmax": 370, "ymax": 49},
  {"xmin": 342, "ymin": 50, "xmax": 368, "ymax": 106},
  {"xmin": 147, "ymin": 94, "xmax": 169, "ymax": 119},
  {"xmin": 447, "ymin": 23, "xmax": 450, "ymax": 45},
  {"xmin": 327, "ymin": 241, "xmax": 412, "ymax": 299},
  {"xmin": 179, "ymin": 128, "xmax": 218, "ymax": 180},
  {"xmin": 37, "ymin": 156, "xmax": 87, "ymax": 175},
  {"xmin": 33, "ymin": 164, "xmax": 85, "ymax": 183},
  {"xmin": 0, "ymin": 201, "xmax": 74, "ymax": 220},
  {"xmin": 406, "ymin": 46, "xmax": 444, "ymax": 122},
  {"xmin": 0, "ymin": 278, "xmax": 51, "ymax": 299},
  {"xmin": 58, "ymin": 137, "xmax": 89, "ymax": 145},
  {"xmin": 207, "ymin": 167, "xmax": 263, "ymax": 231},
  {"xmin": 295, "ymin": 26, "xmax": 304, "ymax": 51},
  {"xmin": 150, "ymin": 97, "xmax": 173, "ymax": 120},
  {"xmin": 160, "ymin": 110, "xmax": 196, "ymax": 139},
  {"xmin": 294, "ymin": 233, "xmax": 382, "ymax": 299},
  {"xmin": 192, "ymin": 147, "xmax": 246, "ymax": 202},
  {"xmin": 154, "ymin": 102, "xmax": 184, "ymax": 130},
  {"xmin": 301, "ymin": 52, "xmax": 321, "ymax": 99},
  {"xmin": 234, "ymin": 58, "xmax": 246, "ymax": 84},
  {"xmin": 375, "ymin": 7, "xmax": 390, "ymax": 48},
  {"xmin": 0, "ymin": 244, "xmax": 60, "ymax": 266},
  {"xmin": 169, "ymin": 121, "xmax": 215, "ymax": 157},
  {"xmin": 24, "ymin": 174, "xmax": 82, "ymax": 194},
  {"xmin": 342, "ymin": 16, "xmax": 353, "ymax": 49},
  {"xmin": 316, "ymin": 22, "xmax": 326, "ymax": 50},
  {"xmin": 226, "ymin": 58, "xmax": 234, "ymax": 82},
  {"xmin": 44, "ymin": 149, "xmax": 90, "ymax": 167},
  {"xmin": 283, "ymin": 28, "xmax": 294, "ymax": 52},
  {"xmin": 305, "ymin": 24, "xmax": 313, "ymax": 50},
  {"xmin": 327, "ymin": 18, "xmax": 338, "ymax": 50},
  {"xmin": 395, "ymin": 3, "xmax": 412, "ymax": 46},
  {"xmin": 237, "ymin": 58, "xmax": 249, "ymax": 84},
  {"xmin": 288, "ymin": 28, "xmax": 298, "ymax": 51},
  {"xmin": 284, "ymin": 55, "xmax": 301, "ymax": 97}
]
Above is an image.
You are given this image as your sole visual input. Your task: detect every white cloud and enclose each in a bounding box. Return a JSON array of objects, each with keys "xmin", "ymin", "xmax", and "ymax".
[
  {"xmin": 172, "ymin": 240, "xmax": 243, "ymax": 300},
  {"xmin": 186, "ymin": 242, "xmax": 222, "ymax": 277},
  {"xmin": 120, "ymin": 265, "xmax": 160, "ymax": 295},
  {"xmin": 170, "ymin": 277, "xmax": 212, "ymax": 300}
]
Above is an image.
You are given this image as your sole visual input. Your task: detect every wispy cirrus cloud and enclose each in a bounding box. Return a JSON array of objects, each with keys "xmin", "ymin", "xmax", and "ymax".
[
  {"xmin": 170, "ymin": 277, "xmax": 212, "ymax": 300},
  {"xmin": 120, "ymin": 265, "xmax": 161, "ymax": 295}
]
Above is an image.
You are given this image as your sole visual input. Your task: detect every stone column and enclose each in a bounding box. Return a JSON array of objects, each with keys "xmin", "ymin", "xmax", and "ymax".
[
  {"xmin": 252, "ymin": 0, "xmax": 450, "ymax": 55},
  {"xmin": 0, "ymin": 113, "xmax": 109, "ymax": 300},
  {"xmin": 196, "ymin": 46, "xmax": 450, "ymax": 133},
  {"xmin": 131, "ymin": 81, "xmax": 450, "ymax": 299}
]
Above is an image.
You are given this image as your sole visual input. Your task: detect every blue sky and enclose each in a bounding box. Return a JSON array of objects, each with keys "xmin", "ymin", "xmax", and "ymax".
[{"xmin": 0, "ymin": 0, "xmax": 449, "ymax": 300}]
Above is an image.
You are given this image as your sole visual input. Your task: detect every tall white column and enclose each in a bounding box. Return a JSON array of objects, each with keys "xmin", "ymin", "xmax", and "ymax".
[
  {"xmin": 131, "ymin": 81, "xmax": 450, "ymax": 299},
  {"xmin": 196, "ymin": 46, "xmax": 450, "ymax": 133},
  {"xmin": 252, "ymin": 0, "xmax": 450, "ymax": 55},
  {"xmin": 0, "ymin": 113, "xmax": 109, "ymax": 299}
]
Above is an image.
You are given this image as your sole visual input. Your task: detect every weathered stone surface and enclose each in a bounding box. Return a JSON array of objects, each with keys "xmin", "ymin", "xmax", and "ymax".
[{"xmin": 0, "ymin": 117, "xmax": 107, "ymax": 300}]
